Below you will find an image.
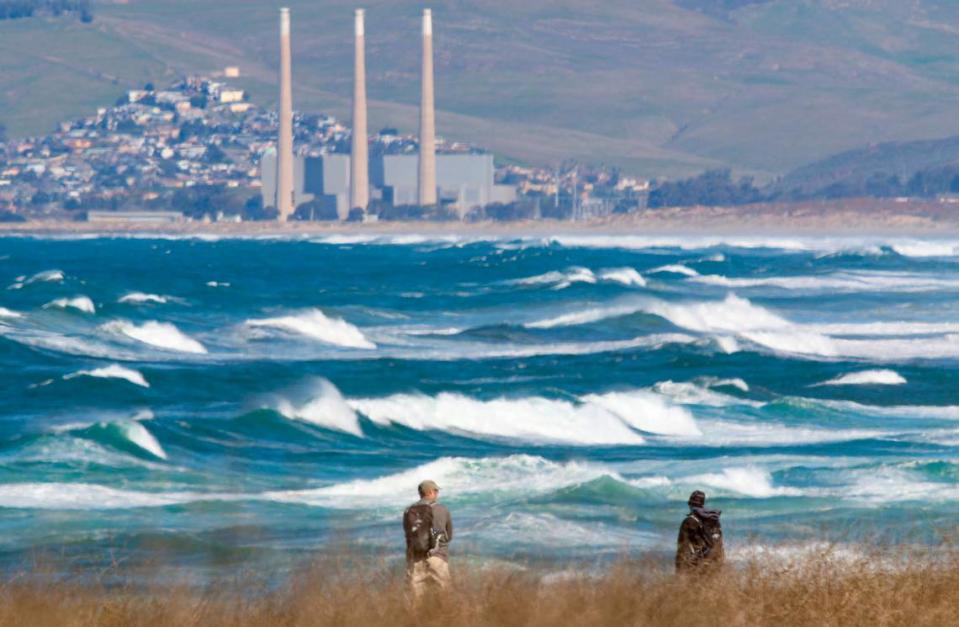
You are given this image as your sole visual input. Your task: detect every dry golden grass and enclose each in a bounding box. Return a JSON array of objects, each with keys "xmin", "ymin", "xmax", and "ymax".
[{"xmin": 2, "ymin": 547, "xmax": 959, "ymax": 627}]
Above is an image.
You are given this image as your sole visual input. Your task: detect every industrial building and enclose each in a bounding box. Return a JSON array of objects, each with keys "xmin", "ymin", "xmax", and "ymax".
[
  {"xmin": 260, "ymin": 152, "xmax": 516, "ymax": 219},
  {"xmin": 266, "ymin": 7, "xmax": 516, "ymax": 221}
]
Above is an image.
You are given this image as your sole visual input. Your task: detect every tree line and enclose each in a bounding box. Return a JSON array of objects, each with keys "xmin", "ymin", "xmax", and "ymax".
[
  {"xmin": 647, "ymin": 165, "xmax": 959, "ymax": 209},
  {"xmin": 0, "ymin": 0, "xmax": 92, "ymax": 22}
]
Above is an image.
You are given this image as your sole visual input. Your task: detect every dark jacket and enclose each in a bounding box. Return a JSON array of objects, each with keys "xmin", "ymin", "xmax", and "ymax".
[
  {"xmin": 675, "ymin": 507, "xmax": 723, "ymax": 572},
  {"xmin": 405, "ymin": 498, "xmax": 453, "ymax": 563}
]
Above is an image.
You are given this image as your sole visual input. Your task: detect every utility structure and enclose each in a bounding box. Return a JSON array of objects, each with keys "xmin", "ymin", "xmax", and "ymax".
[
  {"xmin": 350, "ymin": 8, "xmax": 369, "ymax": 213},
  {"xmin": 276, "ymin": 7, "xmax": 295, "ymax": 221},
  {"xmin": 418, "ymin": 8, "xmax": 437, "ymax": 206}
]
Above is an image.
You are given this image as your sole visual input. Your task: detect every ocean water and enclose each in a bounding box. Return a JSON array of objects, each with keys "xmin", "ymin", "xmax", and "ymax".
[{"xmin": 3, "ymin": 232, "xmax": 959, "ymax": 580}]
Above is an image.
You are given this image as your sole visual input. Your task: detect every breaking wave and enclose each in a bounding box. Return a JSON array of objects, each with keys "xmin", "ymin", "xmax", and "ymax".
[
  {"xmin": 63, "ymin": 364, "xmax": 150, "ymax": 388},
  {"xmin": 686, "ymin": 467, "xmax": 801, "ymax": 498},
  {"xmin": 264, "ymin": 454, "xmax": 619, "ymax": 508},
  {"xmin": 246, "ymin": 309, "xmax": 376, "ymax": 350},
  {"xmin": 648, "ymin": 264, "xmax": 700, "ymax": 277},
  {"xmin": 817, "ymin": 370, "xmax": 906, "ymax": 387},
  {"xmin": 598, "ymin": 267, "xmax": 647, "ymax": 287},
  {"xmin": 102, "ymin": 320, "xmax": 207, "ymax": 354},
  {"xmin": 118, "ymin": 292, "xmax": 171, "ymax": 305},
  {"xmin": 44, "ymin": 296, "xmax": 96, "ymax": 314},
  {"xmin": 272, "ymin": 378, "xmax": 362, "ymax": 437},
  {"xmin": 511, "ymin": 267, "xmax": 597, "ymax": 290},
  {"xmin": 693, "ymin": 271, "xmax": 959, "ymax": 293}
]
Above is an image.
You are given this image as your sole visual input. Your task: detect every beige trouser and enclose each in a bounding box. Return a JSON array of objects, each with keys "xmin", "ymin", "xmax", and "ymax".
[{"xmin": 408, "ymin": 556, "xmax": 451, "ymax": 600}]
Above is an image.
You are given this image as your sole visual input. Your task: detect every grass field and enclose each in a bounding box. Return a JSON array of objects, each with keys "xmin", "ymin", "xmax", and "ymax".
[
  {"xmin": 3, "ymin": 545, "xmax": 959, "ymax": 626},
  {"xmin": 4, "ymin": 0, "xmax": 959, "ymax": 178}
]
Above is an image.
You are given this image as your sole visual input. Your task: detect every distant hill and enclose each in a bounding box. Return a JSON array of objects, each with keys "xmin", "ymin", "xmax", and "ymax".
[
  {"xmin": 3, "ymin": 0, "xmax": 959, "ymax": 178},
  {"xmin": 777, "ymin": 135, "xmax": 959, "ymax": 196}
]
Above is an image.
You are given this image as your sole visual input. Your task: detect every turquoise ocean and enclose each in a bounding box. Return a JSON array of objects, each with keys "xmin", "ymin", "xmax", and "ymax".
[{"xmin": 3, "ymin": 233, "xmax": 959, "ymax": 580}]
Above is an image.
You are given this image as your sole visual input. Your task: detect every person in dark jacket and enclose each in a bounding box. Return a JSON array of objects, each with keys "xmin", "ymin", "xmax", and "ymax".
[{"xmin": 675, "ymin": 490, "xmax": 724, "ymax": 572}]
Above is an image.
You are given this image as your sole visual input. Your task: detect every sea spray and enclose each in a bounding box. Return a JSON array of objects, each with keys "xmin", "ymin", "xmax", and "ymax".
[
  {"xmin": 246, "ymin": 309, "xmax": 375, "ymax": 349},
  {"xmin": 103, "ymin": 320, "xmax": 207, "ymax": 354}
]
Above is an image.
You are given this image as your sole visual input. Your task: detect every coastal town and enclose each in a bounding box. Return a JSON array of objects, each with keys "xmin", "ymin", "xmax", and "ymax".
[{"xmin": 0, "ymin": 72, "xmax": 650, "ymax": 224}]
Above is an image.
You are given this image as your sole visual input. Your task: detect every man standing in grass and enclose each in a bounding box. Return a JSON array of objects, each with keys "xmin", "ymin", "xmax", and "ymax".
[
  {"xmin": 676, "ymin": 490, "xmax": 724, "ymax": 572},
  {"xmin": 403, "ymin": 479, "xmax": 453, "ymax": 599}
]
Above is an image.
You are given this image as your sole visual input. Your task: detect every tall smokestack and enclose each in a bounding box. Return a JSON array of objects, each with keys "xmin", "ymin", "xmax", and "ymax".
[
  {"xmin": 418, "ymin": 8, "xmax": 437, "ymax": 206},
  {"xmin": 276, "ymin": 7, "xmax": 295, "ymax": 221},
  {"xmin": 350, "ymin": 8, "xmax": 369, "ymax": 213}
]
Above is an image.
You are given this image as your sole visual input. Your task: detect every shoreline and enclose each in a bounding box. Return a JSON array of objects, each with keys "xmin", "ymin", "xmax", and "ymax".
[{"xmin": 6, "ymin": 201, "xmax": 959, "ymax": 237}]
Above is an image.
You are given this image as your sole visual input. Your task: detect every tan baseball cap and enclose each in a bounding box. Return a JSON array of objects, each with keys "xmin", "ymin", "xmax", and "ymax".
[{"xmin": 418, "ymin": 479, "xmax": 440, "ymax": 494}]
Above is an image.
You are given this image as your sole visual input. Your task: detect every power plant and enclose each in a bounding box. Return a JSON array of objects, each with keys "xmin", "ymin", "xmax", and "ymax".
[
  {"xmin": 276, "ymin": 7, "xmax": 295, "ymax": 221},
  {"xmin": 265, "ymin": 8, "xmax": 516, "ymax": 221},
  {"xmin": 350, "ymin": 8, "xmax": 369, "ymax": 212},
  {"xmin": 418, "ymin": 8, "xmax": 437, "ymax": 207}
]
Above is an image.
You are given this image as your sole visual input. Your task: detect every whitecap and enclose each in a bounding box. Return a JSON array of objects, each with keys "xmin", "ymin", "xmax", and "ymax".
[
  {"xmin": 0, "ymin": 483, "xmax": 229, "ymax": 510},
  {"xmin": 598, "ymin": 267, "xmax": 647, "ymax": 287},
  {"xmin": 524, "ymin": 303, "xmax": 643, "ymax": 329},
  {"xmin": 272, "ymin": 379, "xmax": 362, "ymax": 437},
  {"xmin": 510, "ymin": 267, "xmax": 597, "ymax": 290},
  {"xmin": 0, "ymin": 307, "xmax": 21, "ymax": 318},
  {"xmin": 64, "ymin": 364, "xmax": 150, "ymax": 388},
  {"xmin": 43, "ymin": 296, "xmax": 96, "ymax": 314},
  {"xmin": 115, "ymin": 420, "xmax": 167, "ymax": 460},
  {"xmin": 648, "ymin": 264, "xmax": 700, "ymax": 277},
  {"xmin": 652, "ymin": 380, "xmax": 759, "ymax": 409},
  {"xmin": 582, "ymin": 390, "xmax": 702, "ymax": 436},
  {"xmin": 264, "ymin": 454, "xmax": 618, "ymax": 508},
  {"xmin": 246, "ymin": 309, "xmax": 376, "ymax": 350},
  {"xmin": 25, "ymin": 269, "xmax": 64, "ymax": 284},
  {"xmin": 817, "ymin": 370, "xmax": 906, "ymax": 387},
  {"xmin": 102, "ymin": 320, "xmax": 207, "ymax": 354},
  {"xmin": 118, "ymin": 292, "xmax": 170, "ymax": 305},
  {"xmin": 686, "ymin": 467, "xmax": 802, "ymax": 498},
  {"xmin": 348, "ymin": 392, "xmax": 647, "ymax": 445}
]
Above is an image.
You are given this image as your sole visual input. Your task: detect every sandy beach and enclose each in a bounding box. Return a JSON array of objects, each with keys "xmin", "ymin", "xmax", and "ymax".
[{"xmin": 4, "ymin": 200, "xmax": 959, "ymax": 237}]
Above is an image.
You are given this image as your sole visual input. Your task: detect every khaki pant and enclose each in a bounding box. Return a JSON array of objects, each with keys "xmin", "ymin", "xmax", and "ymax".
[{"xmin": 408, "ymin": 556, "xmax": 451, "ymax": 600}]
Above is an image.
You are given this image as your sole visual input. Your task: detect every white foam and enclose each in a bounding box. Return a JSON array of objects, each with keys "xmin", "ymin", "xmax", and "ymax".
[
  {"xmin": 688, "ymin": 419, "xmax": 884, "ymax": 447},
  {"xmin": 274, "ymin": 379, "xmax": 363, "ymax": 437},
  {"xmin": 0, "ymin": 483, "xmax": 227, "ymax": 510},
  {"xmin": 582, "ymin": 391, "xmax": 702, "ymax": 436},
  {"xmin": 25, "ymin": 269, "xmax": 64, "ymax": 284},
  {"xmin": 511, "ymin": 267, "xmax": 597, "ymax": 290},
  {"xmin": 818, "ymin": 399, "xmax": 959, "ymax": 421},
  {"xmin": 525, "ymin": 303, "xmax": 642, "ymax": 329},
  {"xmin": 103, "ymin": 320, "xmax": 207, "ymax": 354},
  {"xmin": 693, "ymin": 271, "xmax": 959, "ymax": 293},
  {"xmin": 206, "ymin": 281, "xmax": 230, "ymax": 288},
  {"xmin": 348, "ymin": 393, "xmax": 647, "ymax": 445},
  {"xmin": 652, "ymin": 380, "xmax": 758, "ymax": 408},
  {"xmin": 44, "ymin": 296, "xmax": 96, "ymax": 314},
  {"xmin": 704, "ymin": 377, "xmax": 750, "ymax": 392},
  {"xmin": 64, "ymin": 364, "xmax": 150, "ymax": 388},
  {"xmin": 687, "ymin": 467, "xmax": 802, "ymax": 498},
  {"xmin": 463, "ymin": 334, "xmax": 698, "ymax": 359},
  {"xmin": 264, "ymin": 455, "xmax": 618, "ymax": 508},
  {"xmin": 648, "ymin": 264, "xmax": 700, "ymax": 277},
  {"xmin": 0, "ymin": 307, "xmax": 21, "ymax": 318},
  {"xmin": 889, "ymin": 241, "xmax": 958, "ymax": 257},
  {"xmin": 818, "ymin": 370, "xmax": 906, "ymax": 387},
  {"xmin": 116, "ymin": 420, "xmax": 167, "ymax": 459},
  {"xmin": 598, "ymin": 267, "xmax": 647, "ymax": 287},
  {"xmin": 118, "ymin": 292, "xmax": 170, "ymax": 305},
  {"xmin": 246, "ymin": 309, "xmax": 376, "ymax": 350}
]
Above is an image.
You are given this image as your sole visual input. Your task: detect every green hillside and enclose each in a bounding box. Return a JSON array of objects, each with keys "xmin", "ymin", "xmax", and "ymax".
[{"xmin": 3, "ymin": 0, "xmax": 959, "ymax": 178}]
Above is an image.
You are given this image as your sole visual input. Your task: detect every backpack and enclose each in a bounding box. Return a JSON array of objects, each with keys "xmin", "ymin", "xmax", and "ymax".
[
  {"xmin": 403, "ymin": 503, "xmax": 435, "ymax": 558},
  {"xmin": 693, "ymin": 510, "xmax": 724, "ymax": 562}
]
